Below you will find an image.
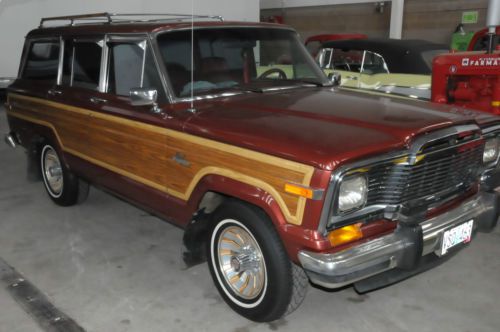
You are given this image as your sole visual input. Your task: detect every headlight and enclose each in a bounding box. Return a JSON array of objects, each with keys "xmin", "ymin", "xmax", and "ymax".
[
  {"xmin": 338, "ymin": 174, "xmax": 368, "ymax": 213},
  {"xmin": 483, "ymin": 138, "xmax": 499, "ymax": 164}
]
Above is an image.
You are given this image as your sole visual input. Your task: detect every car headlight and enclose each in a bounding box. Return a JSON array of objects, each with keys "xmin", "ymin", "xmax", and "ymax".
[
  {"xmin": 483, "ymin": 138, "xmax": 500, "ymax": 164},
  {"xmin": 338, "ymin": 174, "xmax": 368, "ymax": 213}
]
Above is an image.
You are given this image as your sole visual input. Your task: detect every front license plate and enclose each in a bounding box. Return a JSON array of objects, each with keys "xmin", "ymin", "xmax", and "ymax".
[{"xmin": 440, "ymin": 220, "xmax": 474, "ymax": 256}]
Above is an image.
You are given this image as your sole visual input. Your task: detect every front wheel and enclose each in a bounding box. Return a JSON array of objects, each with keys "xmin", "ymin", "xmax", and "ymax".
[{"xmin": 207, "ymin": 201, "xmax": 308, "ymax": 322}]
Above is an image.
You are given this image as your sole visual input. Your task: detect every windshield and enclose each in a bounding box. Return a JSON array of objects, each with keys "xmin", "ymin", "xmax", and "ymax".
[{"xmin": 156, "ymin": 28, "xmax": 328, "ymax": 98}]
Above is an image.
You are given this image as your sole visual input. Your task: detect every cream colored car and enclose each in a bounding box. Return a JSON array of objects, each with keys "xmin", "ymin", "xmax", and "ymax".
[{"xmin": 315, "ymin": 38, "xmax": 448, "ymax": 100}]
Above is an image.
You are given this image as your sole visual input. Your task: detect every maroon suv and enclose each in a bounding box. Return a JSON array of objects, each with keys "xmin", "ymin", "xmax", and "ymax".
[{"xmin": 4, "ymin": 13, "xmax": 500, "ymax": 322}]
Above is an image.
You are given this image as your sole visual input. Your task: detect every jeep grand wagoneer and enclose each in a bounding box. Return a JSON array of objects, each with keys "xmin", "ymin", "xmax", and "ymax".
[{"xmin": 4, "ymin": 13, "xmax": 500, "ymax": 322}]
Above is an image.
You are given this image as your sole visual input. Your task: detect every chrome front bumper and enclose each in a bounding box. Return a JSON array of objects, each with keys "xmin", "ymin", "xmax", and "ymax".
[{"xmin": 298, "ymin": 192, "xmax": 497, "ymax": 289}]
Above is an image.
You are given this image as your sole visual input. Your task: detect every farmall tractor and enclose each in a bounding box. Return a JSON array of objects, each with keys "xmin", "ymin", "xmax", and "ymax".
[{"xmin": 431, "ymin": 0, "xmax": 500, "ymax": 114}]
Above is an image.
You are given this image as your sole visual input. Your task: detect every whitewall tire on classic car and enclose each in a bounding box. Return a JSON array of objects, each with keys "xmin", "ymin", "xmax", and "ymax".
[
  {"xmin": 207, "ymin": 201, "xmax": 308, "ymax": 322},
  {"xmin": 40, "ymin": 143, "xmax": 88, "ymax": 206}
]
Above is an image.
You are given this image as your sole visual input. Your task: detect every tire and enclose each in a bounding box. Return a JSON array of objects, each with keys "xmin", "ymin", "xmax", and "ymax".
[
  {"xmin": 40, "ymin": 143, "xmax": 88, "ymax": 206},
  {"xmin": 207, "ymin": 201, "xmax": 308, "ymax": 322}
]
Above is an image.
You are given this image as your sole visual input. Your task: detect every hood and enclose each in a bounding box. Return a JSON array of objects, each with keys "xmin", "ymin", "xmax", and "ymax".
[{"xmin": 183, "ymin": 87, "xmax": 498, "ymax": 170}]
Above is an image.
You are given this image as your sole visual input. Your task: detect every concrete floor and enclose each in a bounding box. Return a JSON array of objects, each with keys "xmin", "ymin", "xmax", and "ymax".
[{"xmin": 1, "ymin": 105, "xmax": 500, "ymax": 332}]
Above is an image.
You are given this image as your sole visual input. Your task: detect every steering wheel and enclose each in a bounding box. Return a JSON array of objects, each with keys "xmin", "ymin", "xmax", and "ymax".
[
  {"xmin": 258, "ymin": 68, "xmax": 287, "ymax": 80},
  {"xmin": 335, "ymin": 62, "xmax": 351, "ymax": 71}
]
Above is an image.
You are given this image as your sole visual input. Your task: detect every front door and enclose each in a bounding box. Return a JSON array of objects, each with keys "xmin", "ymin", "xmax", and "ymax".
[{"xmin": 83, "ymin": 35, "xmax": 175, "ymax": 213}]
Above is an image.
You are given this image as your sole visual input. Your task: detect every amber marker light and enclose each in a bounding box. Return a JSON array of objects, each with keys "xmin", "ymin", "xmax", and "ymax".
[
  {"xmin": 284, "ymin": 183, "xmax": 314, "ymax": 199},
  {"xmin": 328, "ymin": 223, "xmax": 363, "ymax": 247}
]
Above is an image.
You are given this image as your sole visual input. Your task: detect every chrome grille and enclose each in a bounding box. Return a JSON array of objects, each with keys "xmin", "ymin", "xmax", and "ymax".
[{"xmin": 366, "ymin": 143, "xmax": 483, "ymax": 207}]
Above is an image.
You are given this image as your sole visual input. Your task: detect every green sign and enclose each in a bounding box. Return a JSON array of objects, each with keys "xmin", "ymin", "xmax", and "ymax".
[{"xmin": 462, "ymin": 11, "xmax": 478, "ymax": 24}]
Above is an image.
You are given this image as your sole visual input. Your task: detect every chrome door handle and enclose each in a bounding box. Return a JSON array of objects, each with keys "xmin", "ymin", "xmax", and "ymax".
[
  {"xmin": 48, "ymin": 89, "xmax": 62, "ymax": 96},
  {"xmin": 90, "ymin": 97, "xmax": 107, "ymax": 104}
]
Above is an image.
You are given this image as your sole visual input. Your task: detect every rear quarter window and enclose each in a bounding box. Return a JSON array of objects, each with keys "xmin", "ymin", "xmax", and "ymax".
[{"xmin": 22, "ymin": 40, "xmax": 60, "ymax": 81}]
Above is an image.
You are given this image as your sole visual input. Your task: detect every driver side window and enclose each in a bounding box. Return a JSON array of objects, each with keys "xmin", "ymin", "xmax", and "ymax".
[
  {"xmin": 361, "ymin": 51, "xmax": 389, "ymax": 75},
  {"xmin": 106, "ymin": 39, "xmax": 165, "ymax": 101},
  {"xmin": 331, "ymin": 48, "xmax": 363, "ymax": 73}
]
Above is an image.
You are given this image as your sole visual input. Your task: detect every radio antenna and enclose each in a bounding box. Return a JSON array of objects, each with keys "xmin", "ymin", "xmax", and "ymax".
[{"xmin": 188, "ymin": 0, "xmax": 196, "ymax": 113}]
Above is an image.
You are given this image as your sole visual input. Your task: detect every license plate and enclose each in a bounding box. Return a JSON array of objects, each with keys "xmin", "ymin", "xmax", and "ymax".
[{"xmin": 440, "ymin": 220, "xmax": 474, "ymax": 256}]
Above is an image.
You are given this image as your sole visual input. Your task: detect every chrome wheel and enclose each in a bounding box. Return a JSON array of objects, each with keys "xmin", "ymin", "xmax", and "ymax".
[
  {"xmin": 42, "ymin": 146, "xmax": 63, "ymax": 197},
  {"xmin": 216, "ymin": 222, "xmax": 267, "ymax": 301}
]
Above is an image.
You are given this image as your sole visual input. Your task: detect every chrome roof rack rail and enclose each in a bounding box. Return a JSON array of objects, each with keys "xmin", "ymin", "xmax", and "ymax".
[{"xmin": 39, "ymin": 12, "xmax": 224, "ymax": 28}]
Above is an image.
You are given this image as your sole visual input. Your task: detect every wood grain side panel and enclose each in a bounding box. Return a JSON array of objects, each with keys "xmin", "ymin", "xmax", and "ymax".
[
  {"xmin": 87, "ymin": 115, "xmax": 171, "ymax": 188},
  {"xmin": 7, "ymin": 93, "xmax": 315, "ymax": 225}
]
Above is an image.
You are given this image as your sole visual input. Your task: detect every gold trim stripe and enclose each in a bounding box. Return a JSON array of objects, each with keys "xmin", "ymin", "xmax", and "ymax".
[{"xmin": 7, "ymin": 93, "xmax": 315, "ymax": 225}]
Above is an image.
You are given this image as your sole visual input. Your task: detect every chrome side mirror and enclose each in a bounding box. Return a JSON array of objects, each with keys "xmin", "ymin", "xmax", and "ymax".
[
  {"xmin": 130, "ymin": 88, "xmax": 161, "ymax": 113},
  {"xmin": 328, "ymin": 72, "xmax": 342, "ymax": 86}
]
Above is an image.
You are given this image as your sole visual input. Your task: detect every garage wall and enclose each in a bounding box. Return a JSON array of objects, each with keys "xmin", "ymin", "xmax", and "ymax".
[
  {"xmin": 0, "ymin": 0, "xmax": 259, "ymax": 77},
  {"xmin": 261, "ymin": 0, "xmax": 489, "ymax": 44}
]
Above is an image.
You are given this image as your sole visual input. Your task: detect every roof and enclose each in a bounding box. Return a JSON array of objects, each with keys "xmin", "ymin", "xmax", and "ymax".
[
  {"xmin": 26, "ymin": 21, "xmax": 290, "ymax": 38},
  {"xmin": 322, "ymin": 38, "xmax": 449, "ymax": 74},
  {"xmin": 305, "ymin": 33, "xmax": 367, "ymax": 44}
]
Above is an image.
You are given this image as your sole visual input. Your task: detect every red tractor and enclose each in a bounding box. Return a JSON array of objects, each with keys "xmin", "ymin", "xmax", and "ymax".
[
  {"xmin": 431, "ymin": 49, "xmax": 500, "ymax": 114},
  {"xmin": 431, "ymin": 0, "xmax": 500, "ymax": 114}
]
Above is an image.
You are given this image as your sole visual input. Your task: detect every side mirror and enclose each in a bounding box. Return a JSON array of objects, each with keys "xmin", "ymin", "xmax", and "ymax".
[
  {"xmin": 130, "ymin": 88, "xmax": 161, "ymax": 113},
  {"xmin": 328, "ymin": 72, "xmax": 342, "ymax": 86}
]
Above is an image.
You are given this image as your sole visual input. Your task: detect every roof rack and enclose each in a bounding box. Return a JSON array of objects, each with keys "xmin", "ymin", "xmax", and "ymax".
[{"xmin": 39, "ymin": 12, "xmax": 224, "ymax": 28}]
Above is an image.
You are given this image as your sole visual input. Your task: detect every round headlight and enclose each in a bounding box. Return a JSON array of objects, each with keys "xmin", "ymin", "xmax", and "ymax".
[
  {"xmin": 338, "ymin": 174, "xmax": 368, "ymax": 213},
  {"xmin": 483, "ymin": 138, "xmax": 499, "ymax": 164}
]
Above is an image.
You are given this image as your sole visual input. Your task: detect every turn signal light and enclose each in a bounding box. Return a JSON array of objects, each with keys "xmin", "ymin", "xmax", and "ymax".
[
  {"xmin": 284, "ymin": 183, "xmax": 313, "ymax": 199},
  {"xmin": 328, "ymin": 223, "xmax": 363, "ymax": 247}
]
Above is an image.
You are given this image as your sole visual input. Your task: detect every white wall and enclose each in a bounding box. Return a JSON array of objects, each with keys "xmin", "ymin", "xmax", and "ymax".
[{"xmin": 0, "ymin": 0, "xmax": 259, "ymax": 77}]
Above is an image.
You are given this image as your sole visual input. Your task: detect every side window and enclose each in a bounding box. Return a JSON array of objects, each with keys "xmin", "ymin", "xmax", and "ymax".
[
  {"xmin": 361, "ymin": 51, "xmax": 389, "ymax": 75},
  {"xmin": 107, "ymin": 40, "xmax": 166, "ymax": 101},
  {"xmin": 72, "ymin": 41, "xmax": 103, "ymax": 90},
  {"xmin": 306, "ymin": 41, "xmax": 322, "ymax": 57},
  {"xmin": 107, "ymin": 42, "xmax": 145, "ymax": 96},
  {"xmin": 332, "ymin": 49, "xmax": 363, "ymax": 72},
  {"xmin": 22, "ymin": 40, "xmax": 60, "ymax": 82}
]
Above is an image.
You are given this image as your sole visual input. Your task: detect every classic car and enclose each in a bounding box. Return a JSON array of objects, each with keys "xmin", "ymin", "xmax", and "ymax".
[
  {"xmin": 305, "ymin": 33, "xmax": 367, "ymax": 57},
  {"xmin": 4, "ymin": 13, "xmax": 500, "ymax": 322},
  {"xmin": 315, "ymin": 38, "xmax": 449, "ymax": 100}
]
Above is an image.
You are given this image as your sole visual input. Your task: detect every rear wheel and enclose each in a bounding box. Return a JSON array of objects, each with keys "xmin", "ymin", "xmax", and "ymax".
[
  {"xmin": 207, "ymin": 201, "xmax": 308, "ymax": 322},
  {"xmin": 40, "ymin": 143, "xmax": 88, "ymax": 206}
]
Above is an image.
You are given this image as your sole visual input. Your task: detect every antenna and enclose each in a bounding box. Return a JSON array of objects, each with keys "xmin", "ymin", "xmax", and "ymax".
[{"xmin": 187, "ymin": 0, "xmax": 196, "ymax": 113}]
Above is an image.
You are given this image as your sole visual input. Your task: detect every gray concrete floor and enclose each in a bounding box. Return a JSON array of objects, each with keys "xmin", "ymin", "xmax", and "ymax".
[{"xmin": 1, "ymin": 105, "xmax": 500, "ymax": 332}]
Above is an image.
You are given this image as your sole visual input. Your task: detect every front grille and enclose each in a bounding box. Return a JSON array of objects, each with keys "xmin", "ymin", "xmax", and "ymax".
[{"xmin": 366, "ymin": 141, "xmax": 483, "ymax": 208}]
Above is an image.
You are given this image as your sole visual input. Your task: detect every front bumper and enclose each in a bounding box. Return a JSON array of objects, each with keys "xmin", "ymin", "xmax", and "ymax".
[{"xmin": 298, "ymin": 191, "xmax": 498, "ymax": 289}]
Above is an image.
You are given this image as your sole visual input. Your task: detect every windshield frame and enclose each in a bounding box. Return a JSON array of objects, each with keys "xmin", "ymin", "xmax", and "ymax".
[{"xmin": 152, "ymin": 25, "xmax": 330, "ymax": 103}]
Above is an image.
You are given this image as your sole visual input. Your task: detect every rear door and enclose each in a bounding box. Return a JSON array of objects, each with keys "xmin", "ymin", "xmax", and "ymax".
[{"xmin": 46, "ymin": 36, "xmax": 106, "ymax": 158}]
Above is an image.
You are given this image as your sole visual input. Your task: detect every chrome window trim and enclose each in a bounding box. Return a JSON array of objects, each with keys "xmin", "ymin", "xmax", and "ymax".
[
  {"xmin": 148, "ymin": 33, "xmax": 175, "ymax": 103},
  {"xmin": 99, "ymin": 35, "xmax": 109, "ymax": 93},
  {"xmin": 56, "ymin": 37, "xmax": 64, "ymax": 85},
  {"xmin": 318, "ymin": 124, "xmax": 483, "ymax": 234},
  {"xmin": 65, "ymin": 36, "xmax": 105, "ymax": 91},
  {"xmin": 360, "ymin": 50, "xmax": 390, "ymax": 75},
  {"xmin": 103, "ymin": 34, "xmax": 148, "ymax": 95}
]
